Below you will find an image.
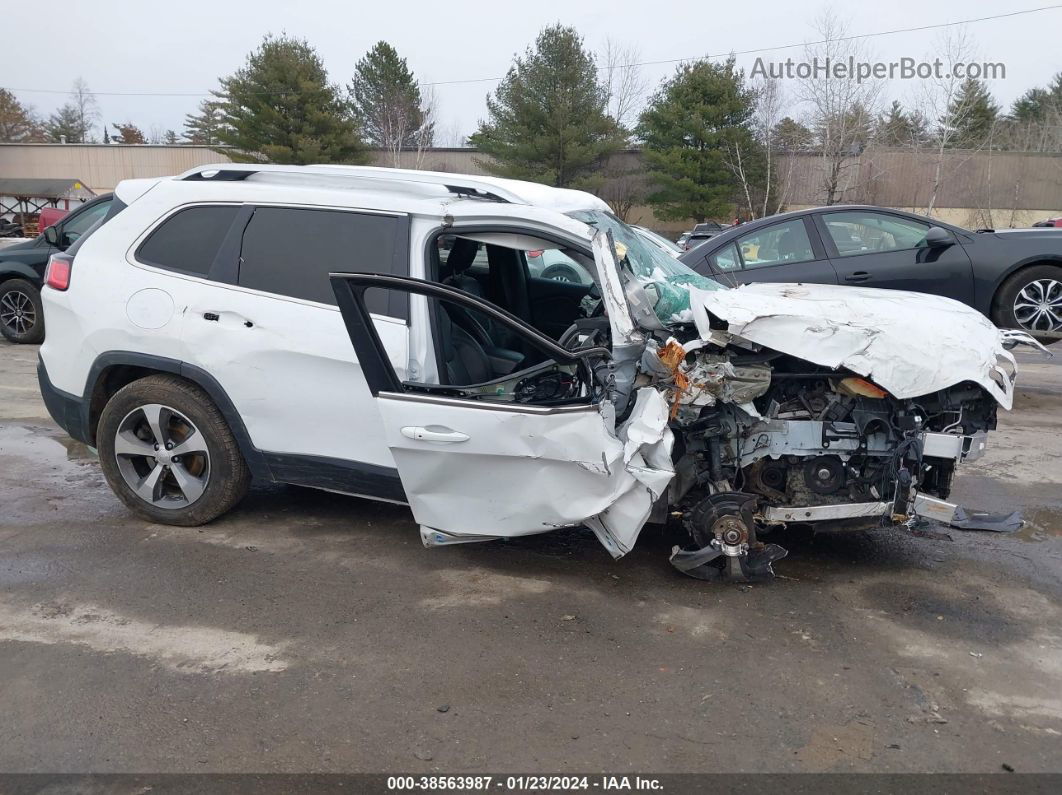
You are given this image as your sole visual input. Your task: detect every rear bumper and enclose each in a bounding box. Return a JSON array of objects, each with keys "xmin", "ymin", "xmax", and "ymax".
[{"xmin": 37, "ymin": 357, "xmax": 91, "ymax": 445}]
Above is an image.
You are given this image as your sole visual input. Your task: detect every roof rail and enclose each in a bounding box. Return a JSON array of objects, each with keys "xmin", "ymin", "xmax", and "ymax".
[{"xmin": 177, "ymin": 163, "xmax": 515, "ymax": 203}]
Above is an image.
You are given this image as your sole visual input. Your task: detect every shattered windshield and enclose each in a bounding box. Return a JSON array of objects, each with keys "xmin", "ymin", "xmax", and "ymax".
[{"xmin": 567, "ymin": 210, "xmax": 725, "ymax": 325}]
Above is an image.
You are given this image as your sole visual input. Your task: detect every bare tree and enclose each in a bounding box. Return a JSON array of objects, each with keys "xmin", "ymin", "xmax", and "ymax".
[
  {"xmin": 601, "ymin": 39, "xmax": 648, "ymax": 135},
  {"xmin": 722, "ymin": 139, "xmax": 757, "ymax": 221},
  {"xmin": 411, "ymin": 83, "xmax": 438, "ymax": 169},
  {"xmin": 798, "ymin": 9, "xmax": 882, "ymax": 205},
  {"xmin": 70, "ymin": 78, "xmax": 100, "ymax": 143},
  {"xmin": 912, "ymin": 27, "xmax": 983, "ymax": 215},
  {"xmin": 752, "ymin": 78, "xmax": 786, "ymax": 216}
]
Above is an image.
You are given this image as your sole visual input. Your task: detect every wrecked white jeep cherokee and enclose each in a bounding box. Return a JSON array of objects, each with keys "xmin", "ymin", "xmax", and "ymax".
[{"xmin": 38, "ymin": 165, "xmax": 1038, "ymax": 581}]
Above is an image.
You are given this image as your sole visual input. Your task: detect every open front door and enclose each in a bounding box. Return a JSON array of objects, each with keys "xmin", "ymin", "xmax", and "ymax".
[{"xmin": 329, "ymin": 273, "xmax": 673, "ymax": 558}]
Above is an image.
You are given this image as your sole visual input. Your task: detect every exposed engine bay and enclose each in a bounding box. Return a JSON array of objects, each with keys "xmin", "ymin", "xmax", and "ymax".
[{"xmin": 558, "ymin": 313, "xmax": 1011, "ymax": 582}]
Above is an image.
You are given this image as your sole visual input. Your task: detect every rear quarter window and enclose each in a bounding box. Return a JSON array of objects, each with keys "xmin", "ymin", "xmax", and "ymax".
[
  {"xmin": 237, "ymin": 206, "xmax": 409, "ymax": 320},
  {"xmin": 136, "ymin": 205, "xmax": 239, "ymax": 275}
]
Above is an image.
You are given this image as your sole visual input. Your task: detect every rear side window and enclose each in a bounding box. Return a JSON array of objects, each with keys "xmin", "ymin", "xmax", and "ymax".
[
  {"xmin": 237, "ymin": 207, "xmax": 408, "ymax": 319},
  {"xmin": 137, "ymin": 205, "xmax": 239, "ymax": 275}
]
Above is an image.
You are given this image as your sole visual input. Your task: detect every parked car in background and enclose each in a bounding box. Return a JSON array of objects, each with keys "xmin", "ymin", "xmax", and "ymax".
[
  {"xmin": 680, "ymin": 205, "xmax": 1062, "ymax": 340},
  {"xmin": 38, "ymin": 206, "xmax": 71, "ymax": 231},
  {"xmin": 0, "ymin": 193, "xmax": 114, "ymax": 343},
  {"xmin": 1032, "ymin": 217, "xmax": 1062, "ymax": 228},
  {"xmin": 632, "ymin": 225, "xmax": 682, "ymax": 258},
  {"xmin": 682, "ymin": 221, "xmax": 731, "ymax": 251},
  {"xmin": 525, "ymin": 247, "xmax": 594, "ymax": 284}
]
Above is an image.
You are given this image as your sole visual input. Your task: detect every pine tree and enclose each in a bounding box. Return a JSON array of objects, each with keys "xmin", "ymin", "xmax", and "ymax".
[
  {"xmin": 46, "ymin": 104, "xmax": 88, "ymax": 143},
  {"xmin": 876, "ymin": 100, "xmax": 930, "ymax": 147},
  {"xmin": 771, "ymin": 117, "xmax": 814, "ymax": 152},
  {"xmin": 0, "ymin": 89, "xmax": 44, "ymax": 142},
  {"xmin": 164, "ymin": 130, "xmax": 179, "ymax": 145},
  {"xmin": 183, "ymin": 99, "xmax": 227, "ymax": 145},
  {"xmin": 215, "ymin": 35, "xmax": 367, "ymax": 164},
  {"xmin": 469, "ymin": 24, "xmax": 623, "ymax": 188},
  {"xmin": 946, "ymin": 78, "xmax": 1000, "ymax": 148},
  {"xmin": 636, "ymin": 58, "xmax": 760, "ymax": 222},
  {"xmin": 350, "ymin": 41, "xmax": 431, "ymax": 158},
  {"xmin": 1010, "ymin": 72, "xmax": 1062, "ymax": 123}
]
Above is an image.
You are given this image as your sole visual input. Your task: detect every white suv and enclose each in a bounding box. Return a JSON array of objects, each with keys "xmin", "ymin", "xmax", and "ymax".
[{"xmin": 38, "ymin": 164, "xmax": 1032, "ymax": 581}]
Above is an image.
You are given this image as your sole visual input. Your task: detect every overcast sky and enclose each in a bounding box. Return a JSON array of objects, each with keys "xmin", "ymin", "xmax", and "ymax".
[{"xmin": 5, "ymin": 0, "xmax": 1061, "ymax": 142}]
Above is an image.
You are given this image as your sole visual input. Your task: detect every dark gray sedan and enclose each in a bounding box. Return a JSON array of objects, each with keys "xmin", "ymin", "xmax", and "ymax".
[{"xmin": 679, "ymin": 205, "xmax": 1062, "ymax": 339}]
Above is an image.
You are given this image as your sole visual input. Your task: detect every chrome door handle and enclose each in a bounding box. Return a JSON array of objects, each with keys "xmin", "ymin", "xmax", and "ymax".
[{"xmin": 400, "ymin": 426, "xmax": 469, "ymax": 443}]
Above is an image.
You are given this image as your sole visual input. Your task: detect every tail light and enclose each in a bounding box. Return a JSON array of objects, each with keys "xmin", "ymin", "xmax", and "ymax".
[
  {"xmin": 526, "ymin": 249, "xmax": 544, "ymax": 258},
  {"xmin": 45, "ymin": 253, "xmax": 73, "ymax": 291}
]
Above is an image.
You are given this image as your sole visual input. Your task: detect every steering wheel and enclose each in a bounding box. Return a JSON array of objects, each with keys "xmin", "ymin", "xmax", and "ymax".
[
  {"xmin": 542, "ymin": 263, "xmax": 581, "ymax": 283},
  {"xmin": 558, "ymin": 319, "xmax": 610, "ymax": 352}
]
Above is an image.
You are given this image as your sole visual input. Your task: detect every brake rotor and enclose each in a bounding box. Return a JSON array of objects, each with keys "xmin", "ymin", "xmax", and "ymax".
[{"xmin": 671, "ymin": 492, "xmax": 788, "ymax": 583}]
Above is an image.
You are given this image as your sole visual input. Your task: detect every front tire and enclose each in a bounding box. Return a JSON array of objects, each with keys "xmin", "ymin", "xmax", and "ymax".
[
  {"xmin": 96, "ymin": 375, "xmax": 250, "ymax": 525},
  {"xmin": 0, "ymin": 278, "xmax": 45, "ymax": 344},
  {"xmin": 992, "ymin": 264, "xmax": 1062, "ymax": 343}
]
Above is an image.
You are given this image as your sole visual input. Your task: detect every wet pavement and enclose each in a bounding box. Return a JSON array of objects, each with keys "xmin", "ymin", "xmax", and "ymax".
[{"xmin": 1, "ymin": 340, "xmax": 1061, "ymax": 773}]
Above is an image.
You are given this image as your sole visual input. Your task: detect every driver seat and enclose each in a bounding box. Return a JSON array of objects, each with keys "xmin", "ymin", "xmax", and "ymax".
[
  {"xmin": 442, "ymin": 238, "xmax": 485, "ymax": 298},
  {"xmin": 436, "ymin": 304, "xmax": 493, "ymax": 386}
]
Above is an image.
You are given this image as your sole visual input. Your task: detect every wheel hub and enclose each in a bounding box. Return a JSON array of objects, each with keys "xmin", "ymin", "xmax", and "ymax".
[
  {"xmin": 1014, "ymin": 278, "xmax": 1062, "ymax": 332},
  {"xmin": 113, "ymin": 403, "xmax": 210, "ymax": 509},
  {"xmin": 0, "ymin": 290, "xmax": 36, "ymax": 335},
  {"xmin": 672, "ymin": 492, "xmax": 788, "ymax": 583}
]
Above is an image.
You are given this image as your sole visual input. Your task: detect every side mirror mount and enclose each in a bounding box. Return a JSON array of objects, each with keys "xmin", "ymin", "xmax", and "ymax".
[
  {"xmin": 43, "ymin": 225, "xmax": 59, "ymax": 246},
  {"xmin": 925, "ymin": 226, "xmax": 953, "ymax": 247}
]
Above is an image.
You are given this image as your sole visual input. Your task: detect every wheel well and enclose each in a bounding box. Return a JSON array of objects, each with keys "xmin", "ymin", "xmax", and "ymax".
[
  {"xmin": 87, "ymin": 365, "xmax": 185, "ymax": 445},
  {"xmin": 993, "ymin": 260, "xmax": 1062, "ymax": 311},
  {"xmin": 0, "ymin": 269, "xmax": 41, "ymax": 288},
  {"xmin": 82, "ymin": 358, "xmax": 269, "ymax": 480}
]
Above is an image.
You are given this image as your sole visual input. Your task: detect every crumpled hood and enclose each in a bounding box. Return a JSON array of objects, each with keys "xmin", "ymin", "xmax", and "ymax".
[{"xmin": 687, "ymin": 282, "xmax": 1018, "ymax": 409}]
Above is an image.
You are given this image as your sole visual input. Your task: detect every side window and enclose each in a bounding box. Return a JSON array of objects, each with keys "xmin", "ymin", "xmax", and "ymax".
[
  {"xmin": 708, "ymin": 243, "xmax": 742, "ymax": 272},
  {"xmin": 824, "ymin": 211, "xmax": 931, "ymax": 256},
  {"xmin": 525, "ymin": 249, "xmax": 594, "ymax": 284},
  {"xmin": 354, "ymin": 285, "xmax": 590, "ymax": 403},
  {"xmin": 61, "ymin": 200, "xmax": 112, "ymax": 245},
  {"xmin": 137, "ymin": 205, "xmax": 239, "ymax": 275},
  {"xmin": 736, "ymin": 220, "xmax": 816, "ymax": 270},
  {"xmin": 238, "ymin": 207, "xmax": 409, "ymax": 320}
]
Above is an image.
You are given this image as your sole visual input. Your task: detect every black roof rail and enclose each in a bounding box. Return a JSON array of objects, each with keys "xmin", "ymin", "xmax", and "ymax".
[
  {"xmin": 182, "ymin": 169, "xmax": 259, "ymax": 181},
  {"xmin": 443, "ymin": 185, "xmax": 509, "ymax": 203}
]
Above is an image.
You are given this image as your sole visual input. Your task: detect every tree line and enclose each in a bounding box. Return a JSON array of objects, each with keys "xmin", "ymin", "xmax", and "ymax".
[{"xmin": 2, "ymin": 14, "xmax": 1060, "ymax": 225}]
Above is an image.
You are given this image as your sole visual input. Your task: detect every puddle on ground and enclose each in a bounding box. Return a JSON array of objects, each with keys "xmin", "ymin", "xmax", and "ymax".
[
  {"xmin": 0, "ymin": 422, "xmax": 116, "ymax": 525},
  {"xmin": 1013, "ymin": 506, "xmax": 1062, "ymax": 543}
]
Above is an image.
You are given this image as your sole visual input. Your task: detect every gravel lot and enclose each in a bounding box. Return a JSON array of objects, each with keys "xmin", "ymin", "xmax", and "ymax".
[{"xmin": 1, "ymin": 339, "xmax": 1060, "ymax": 773}]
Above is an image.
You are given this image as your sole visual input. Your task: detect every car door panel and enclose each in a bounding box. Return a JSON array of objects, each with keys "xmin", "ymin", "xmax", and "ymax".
[
  {"xmin": 718, "ymin": 258, "xmax": 840, "ymax": 287},
  {"xmin": 329, "ymin": 271, "xmax": 674, "ymax": 558},
  {"xmin": 184, "ymin": 285, "xmax": 407, "ymax": 469},
  {"xmin": 814, "ymin": 211, "xmax": 976, "ymax": 304}
]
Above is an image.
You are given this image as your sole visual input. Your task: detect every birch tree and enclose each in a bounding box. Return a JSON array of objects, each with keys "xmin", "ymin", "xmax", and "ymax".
[{"xmin": 798, "ymin": 9, "xmax": 882, "ymax": 205}]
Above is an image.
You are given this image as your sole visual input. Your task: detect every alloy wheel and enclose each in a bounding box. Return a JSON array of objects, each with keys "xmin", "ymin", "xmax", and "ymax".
[
  {"xmin": 1013, "ymin": 278, "xmax": 1062, "ymax": 332},
  {"xmin": 0, "ymin": 289, "xmax": 36, "ymax": 336},
  {"xmin": 113, "ymin": 404, "xmax": 211, "ymax": 508}
]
